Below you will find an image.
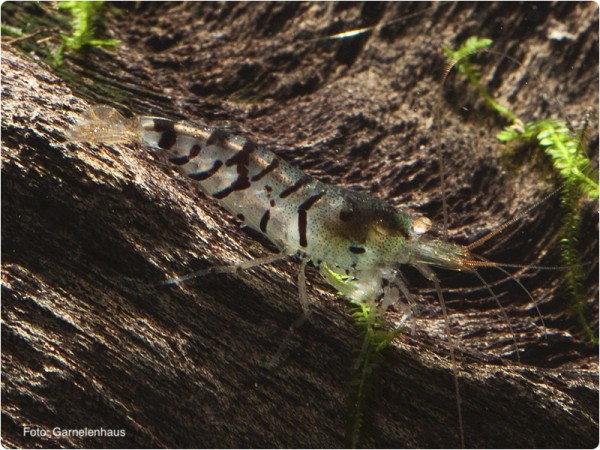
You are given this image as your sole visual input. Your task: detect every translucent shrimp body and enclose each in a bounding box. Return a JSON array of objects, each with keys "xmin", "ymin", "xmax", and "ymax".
[{"xmin": 71, "ymin": 105, "xmax": 478, "ymax": 305}]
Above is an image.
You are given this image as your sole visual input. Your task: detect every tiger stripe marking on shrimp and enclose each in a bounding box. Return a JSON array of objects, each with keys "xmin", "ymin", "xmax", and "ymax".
[
  {"xmin": 169, "ymin": 155, "xmax": 191, "ymax": 166},
  {"xmin": 151, "ymin": 118, "xmax": 178, "ymax": 149},
  {"xmin": 189, "ymin": 144, "xmax": 202, "ymax": 159},
  {"xmin": 298, "ymin": 191, "xmax": 326, "ymax": 248},
  {"xmin": 189, "ymin": 160, "xmax": 223, "ymax": 181},
  {"xmin": 260, "ymin": 209, "xmax": 271, "ymax": 233},
  {"xmin": 251, "ymin": 157, "xmax": 280, "ymax": 182},
  {"xmin": 279, "ymin": 175, "xmax": 311, "ymax": 199},
  {"xmin": 212, "ymin": 140, "xmax": 257, "ymax": 199},
  {"xmin": 169, "ymin": 143, "xmax": 203, "ymax": 166},
  {"xmin": 206, "ymin": 129, "xmax": 231, "ymax": 148}
]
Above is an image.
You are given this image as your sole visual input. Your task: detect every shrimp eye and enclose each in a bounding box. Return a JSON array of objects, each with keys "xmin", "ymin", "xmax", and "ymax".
[{"xmin": 412, "ymin": 216, "xmax": 432, "ymax": 235}]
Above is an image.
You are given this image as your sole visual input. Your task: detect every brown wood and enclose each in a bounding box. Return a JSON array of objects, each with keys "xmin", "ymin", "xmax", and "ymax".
[{"xmin": 2, "ymin": 2, "xmax": 598, "ymax": 448}]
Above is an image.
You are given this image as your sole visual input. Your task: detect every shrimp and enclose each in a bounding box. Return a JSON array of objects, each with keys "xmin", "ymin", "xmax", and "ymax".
[
  {"xmin": 69, "ymin": 105, "xmax": 492, "ymax": 314},
  {"xmin": 69, "ymin": 104, "xmax": 540, "ymax": 448}
]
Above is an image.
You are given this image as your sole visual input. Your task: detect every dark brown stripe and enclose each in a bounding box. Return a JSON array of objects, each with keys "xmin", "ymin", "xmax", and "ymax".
[
  {"xmin": 212, "ymin": 140, "xmax": 257, "ymax": 200},
  {"xmin": 188, "ymin": 160, "xmax": 223, "ymax": 181},
  {"xmin": 298, "ymin": 191, "xmax": 325, "ymax": 248},
  {"xmin": 259, "ymin": 209, "xmax": 270, "ymax": 233},
  {"xmin": 349, "ymin": 246, "xmax": 366, "ymax": 254},
  {"xmin": 250, "ymin": 157, "xmax": 279, "ymax": 182},
  {"xmin": 279, "ymin": 175, "xmax": 311, "ymax": 199},
  {"xmin": 206, "ymin": 129, "xmax": 230, "ymax": 148},
  {"xmin": 153, "ymin": 119, "xmax": 177, "ymax": 149},
  {"xmin": 169, "ymin": 156, "xmax": 189, "ymax": 165},
  {"xmin": 212, "ymin": 186, "xmax": 235, "ymax": 199},
  {"xmin": 189, "ymin": 143, "xmax": 202, "ymax": 159},
  {"xmin": 152, "ymin": 118, "xmax": 172, "ymax": 132},
  {"xmin": 169, "ymin": 143, "xmax": 203, "ymax": 166}
]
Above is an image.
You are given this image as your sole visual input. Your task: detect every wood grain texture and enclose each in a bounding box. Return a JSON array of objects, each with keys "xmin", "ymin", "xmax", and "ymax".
[{"xmin": 2, "ymin": 2, "xmax": 598, "ymax": 448}]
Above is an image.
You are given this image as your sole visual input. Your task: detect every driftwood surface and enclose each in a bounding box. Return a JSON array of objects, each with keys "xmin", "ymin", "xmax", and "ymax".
[{"xmin": 2, "ymin": 2, "xmax": 599, "ymax": 448}]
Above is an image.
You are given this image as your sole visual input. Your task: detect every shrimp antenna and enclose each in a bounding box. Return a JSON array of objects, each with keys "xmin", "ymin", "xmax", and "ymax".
[
  {"xmin": 432, "ymin": 277, "xmax": 465, "ymax": 448},
  {"xmin": 472, "ymin": 255, "xmax": 548, "ymax": 338},
  {"xmin": 435, "ymin": 84, "xmax": 450, "ymax": 239},
  {"xmin": 470, "ymin": 270, "xmax": 521, "ymax": 363},
  {"xmin": 465, "ymin": 260, "xmax": 567, "ymax": 271},
  {"xmin": 467, "ymin": 187, "xmax": 562, "ymax": 251}
]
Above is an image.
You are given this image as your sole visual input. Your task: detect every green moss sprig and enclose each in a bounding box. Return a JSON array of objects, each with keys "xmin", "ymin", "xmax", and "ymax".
[
  {"xmin": 443, "ymin": 36, "xmax": 516, "ymax": 122},
  {"xmin": 53, "ymin": 1, "xmax": 120, "ymax": 66},
  {"xmin": 498, "ymin": 119, "xmax": 599, "ymax": 199},
  {"xmin": 443, "ymin": 36, "xmax": 598, "ymax": 343},
  {"xmin": 321, "ymin": 265, "xmax": 402, "ymax": 448},
  {"xmin": 346, "ymin": 300, "xmax": 401, "ymax": 449}
]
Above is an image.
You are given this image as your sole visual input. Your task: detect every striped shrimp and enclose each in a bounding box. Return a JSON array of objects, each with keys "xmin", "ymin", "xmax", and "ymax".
[
  {"xmin": 69, "ymin": 105, "xmax": 491, "ymax": 320},
  {"xmin": 68, "ymin": 104, "xmax": 542, "ymax": 448}
]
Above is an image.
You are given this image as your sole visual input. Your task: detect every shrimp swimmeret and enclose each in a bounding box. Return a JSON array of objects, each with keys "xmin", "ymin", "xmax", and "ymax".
[{"xmin": 70, "ymin": 105, "xmax": 501, "ymax": 316}]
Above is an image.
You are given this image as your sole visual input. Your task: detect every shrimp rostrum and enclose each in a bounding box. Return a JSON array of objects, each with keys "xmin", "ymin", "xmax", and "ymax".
[{"xmin": 70, "ymin": 105, "xmax": 510, "ymax": 321}]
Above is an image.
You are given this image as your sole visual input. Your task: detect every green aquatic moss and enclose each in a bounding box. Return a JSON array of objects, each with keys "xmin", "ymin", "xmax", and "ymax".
[
  {"xmin": 444, "ymin": 36, "xmax": 598, "ymax": 343},
  {"xmin": 321, "ymin": 265, "xmax": 402, "ymax": 448},
  {"xmin": 442, "ymin": 36, "xmax": 516, "ymax": 122},
  {"xmin": 53, "ymin": 1, "xmax": 120, "ymax": 66}
]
